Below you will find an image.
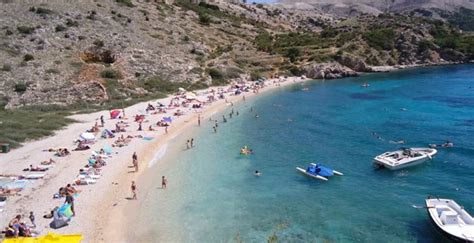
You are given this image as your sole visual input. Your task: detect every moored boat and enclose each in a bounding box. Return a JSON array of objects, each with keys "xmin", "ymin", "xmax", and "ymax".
[
  {"xmin": 373, "ymin": 147, "xmax": 437, "ymax": 170},
  {"xmin": 425, "ymin": 197, "xmax": 474, "ymax": 242},
  {"xmin": 296, "ymin": 163, "xmax": 343, "ymax": 181}
]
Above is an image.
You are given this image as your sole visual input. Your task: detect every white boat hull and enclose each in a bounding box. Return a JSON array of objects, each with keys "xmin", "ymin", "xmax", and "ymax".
[
  {"xmin": 296, "ymin": 167, "xmax": 328, "ymax": 181},
  {"xmin": 425, "ymin": 198, "xmax": 474, "ymax": 242},
  {"xmin": 374, "ymin": 148, "xmax": 437, "ymax": 170}
]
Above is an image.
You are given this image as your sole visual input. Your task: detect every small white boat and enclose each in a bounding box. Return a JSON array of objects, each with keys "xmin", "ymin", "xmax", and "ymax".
[
  {"xmin": 296, "ymin": 163, "xmax": 343, "ymax": 181},
  {"xmin": 373, "ymin": 147, "xmax": 437, "ymax": 170},
  {"xmin": 425, "ymin": 198, "xmax": 474, "ymax": 242}
]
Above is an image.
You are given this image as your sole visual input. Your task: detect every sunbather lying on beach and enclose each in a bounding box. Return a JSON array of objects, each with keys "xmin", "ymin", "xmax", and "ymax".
[
  {"xmin": 40, "ymin": 159, "xmax": 56, "ymax": 166},
  {"xmin": 54, "ymin": 148, "xmax": 70, "ymax": 157},
  {"xmin": 24, "ymin": 165, "xmax": 48, "ymax": 172},
  {"xmin": 0, "ymin": 187, "xmax": 23, "ymax": 196}
]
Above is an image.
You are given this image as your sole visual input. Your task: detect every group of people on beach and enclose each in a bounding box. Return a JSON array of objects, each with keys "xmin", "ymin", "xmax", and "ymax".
[{"xmin": 1, "ymin": 77, "xmax": 278, "ymax": 239}]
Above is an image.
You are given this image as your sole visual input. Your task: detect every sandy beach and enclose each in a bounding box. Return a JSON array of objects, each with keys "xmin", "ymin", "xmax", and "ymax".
[{"xmin": 0, "ymin": 76, "xmax": 308, "ymax": 242}]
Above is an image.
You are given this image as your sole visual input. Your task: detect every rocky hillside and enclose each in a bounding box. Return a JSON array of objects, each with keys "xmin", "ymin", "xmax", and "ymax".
[
  {"xmin": 276, "ymin": 0, "xmax": 474, "ymax": 16},
  {"xmin": 0, "ymin": 0, "xmax": 472, "ymax": 109}
]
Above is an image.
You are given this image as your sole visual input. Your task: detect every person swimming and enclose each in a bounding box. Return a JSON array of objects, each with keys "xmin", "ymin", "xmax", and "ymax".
[{"xmin": 254, "ymin": 170, "xmax": 261, "ymax": 176}]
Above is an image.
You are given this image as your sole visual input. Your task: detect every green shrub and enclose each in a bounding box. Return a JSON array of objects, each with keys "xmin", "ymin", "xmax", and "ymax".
[
  {"xmin": 1, "ymin": 64, "xmax": 12, "ymax": 72},
  {"xmin": 17, "ymin": 25, "xmax": 35, "ymax": 34},
  {"xmin": 23, "ymin": 54, "xmax": 34, "ymax": 62},
  {"xmin": 285, "ymin": 47, "xmax": 300, "ymax": 62},
  {"xmin": 14, "ymin": 83, "xmax": 27, "ymax": 93},
  {"xmin": 45, "ymin": 68, "xmax": 60, "ymax": 74},
  {"xmin": 363, "ymin": 28, "xmax": 396, "ymax": 51},
  {"xmin": 100, "ymin": 69, "xmax": 122, "ymax": 79},
  {"xmin": 65, "ymin": 19, "xmax": 79, "ymax": 27},
  {"xmin": 199, "ymin": 13, "xmax": 211, "ymax": 25},
  {"xmin": 254, "ymin": 31, "xmax": 273, "ymax": 52},
  {"xmin": 250, "ymin": 71, "xmax": 262, "ymax": 81},
  {"xmin": 143, "ymin": 77, "xmax": 179, "ymax": 93},
  {"xmin": 116, "ymin": 0, "xmax": 134, "ymax": 7},
  {"xmin": 35, "ymin": 7, "xmax": 54, "ymax": 15},
  {"xmin": 55, "ymin": 25, "xmax": 67, "ymax": 32}
]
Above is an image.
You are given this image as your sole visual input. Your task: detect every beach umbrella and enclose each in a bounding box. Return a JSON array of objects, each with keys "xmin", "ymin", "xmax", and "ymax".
[
  {"xmin": 110, "ymin": 110, "xmax": 121, "ymax": 119},
  {"xmin": 103, "ymin": 145, "xmax": 113, "ymax": 155},
  {"xmin": 80, "ymin": 132, "xmax": 95, "ymax": 141}
]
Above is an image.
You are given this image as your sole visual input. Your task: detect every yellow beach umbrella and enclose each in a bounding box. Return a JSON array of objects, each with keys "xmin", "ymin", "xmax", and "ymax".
[{"xmin": 3, "ymin": 232, "xmax": 83, "ymax": 243}]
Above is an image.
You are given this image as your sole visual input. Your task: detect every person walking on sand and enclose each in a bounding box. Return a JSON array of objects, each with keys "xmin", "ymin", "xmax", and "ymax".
[
  {"xmin": 131, "ymin": 181, "xmax": 137, "ymax": 200},
  {"xmin": 162, "ymin": 176, "xmax": 167, "ymax": 189},
  {"xmin": 133, "ymin": 158, "xmax": 138, "ymax": 172},
  {"xmin": 100, "ymin": 115, "xmax": 105, "ymax": 127},
  {"xmin": 132, "ymin": 152, "xmax": 138, "ymax": 162},
  {"xmin": 198, "ymin": 114, "xmax": 201, "ymax": 127},
  {"xmin": 190, "ymin": 138, "xmax": 194, "ymax": 148},
  {"xmin": 165, "ymin": 126, "xmax": 168, "ymax": 134},
  {"xmin": 138, "ymin": 122, "xmax": 142, "ymax": 131},
  {"xmin": 29, "ymin": 212, "xmax": 35, "ymax": 228}
]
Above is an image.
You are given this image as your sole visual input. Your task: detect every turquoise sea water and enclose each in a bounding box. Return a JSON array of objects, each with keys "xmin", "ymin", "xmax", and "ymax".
[{"xmin": 135, "ymin": 64, "xmax": 474, "ymax": 242}]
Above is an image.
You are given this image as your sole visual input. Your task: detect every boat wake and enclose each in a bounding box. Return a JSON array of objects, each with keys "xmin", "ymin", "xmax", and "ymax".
[{"xmin": 148, "ymin": 144, "xmax": 168, "ymax": 168}]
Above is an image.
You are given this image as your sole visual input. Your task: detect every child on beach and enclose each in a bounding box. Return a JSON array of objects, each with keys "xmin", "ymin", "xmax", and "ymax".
[
  {"xmin": 131, "ymin": 181, "xmax": 137, "ymax": 200},
  {"xmin": 29, "ymin": 212, "xmax": 35, "ymax": 228},
  {"xmin": 162, "ymin": 176, "xmax": 167, "ymax": 189}
]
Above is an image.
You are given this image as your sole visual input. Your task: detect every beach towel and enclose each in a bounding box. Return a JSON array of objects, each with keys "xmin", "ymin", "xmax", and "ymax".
[
  {"xmin": 58, "ymin": 203, "xmax": 73, "ymax": 218},
  {"xmin": 143, "ymin": 136, "xmax": 154, "ymax": 141},
  {"xmin": 3, "ymin": 232, "xmax": 83, "ymax": 243}
]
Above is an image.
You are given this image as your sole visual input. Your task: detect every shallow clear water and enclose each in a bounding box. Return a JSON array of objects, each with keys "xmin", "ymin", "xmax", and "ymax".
[{"xmin": 136, "ymin": 64, "xmax": 474, "ymax": 242}]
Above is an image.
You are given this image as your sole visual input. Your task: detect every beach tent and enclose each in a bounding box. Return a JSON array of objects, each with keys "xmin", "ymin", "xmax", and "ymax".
[
  {"xmin": 162, "ymin": 117, "xmax": 172, "ymax": 123},
  {"xmin": 101, "ymin": 129, "xmax": 114, "ymax": 138},
  {"xmin": 3, "ymin": 232, "xmax": 83, "ymax": 243},
  {"xmin": 110, "ymin": 110, "xmax": 121, "ymax": 119},
  {"xmin": 185, "ymin": 92, "xmax": 197, "ymax": 100},
  {"xmin": 79, "ymin": 132, "xmax": 95, "ymax": 141}
]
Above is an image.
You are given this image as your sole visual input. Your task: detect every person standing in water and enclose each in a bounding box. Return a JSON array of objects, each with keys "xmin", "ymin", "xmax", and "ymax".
[
  {"xmin": 186, "ymin": 140, "xmax": 190, "ymax": 149},
  {"xmin": 162, "ymin": 176, "xmax": 167, "ymax": 189},
  {"xmin": 190, "ymin": 138, "xmax": 194, "ymax": 148},
  {"xmin": 198, "ymin": 114, "xmax": 201, "ymax": 127},
  {"xmin": 131, "ymin": 181, "xmax": 137, "ymax": 200},
  {"xmin": 213, "ymin": 126, "xmax": 217, "ymax": 133}
]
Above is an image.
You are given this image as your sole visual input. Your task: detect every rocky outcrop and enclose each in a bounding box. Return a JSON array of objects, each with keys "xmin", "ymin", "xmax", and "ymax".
[
  {"xmin": 336, "ymin": 54, "xmax": 372, "ymax": 72},
  {"xmin": 304, "ymin": 62, "xmax": 358, "ymax": 79}
]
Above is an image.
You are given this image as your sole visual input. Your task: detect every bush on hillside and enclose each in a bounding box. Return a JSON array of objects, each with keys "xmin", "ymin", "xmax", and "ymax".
[
  {"xmin": 17, "ymin": 25, "xmax": 35, "ymax": 34},
  {"xmin": 100, "ymin": 69, "xmax": 122, "ymax": 79},
  {"xmin": 23, "ymin": 54, "xmax": 34, "ymax": 62},
  {"xmin": 116, "ymin": 0, "xmax": 134, "ymax": 7},
  {"xmin": 199, "ymin": 13, "xmax": 211, "ymax": 25},
  {"xmin": 14, "ymin": 83, "xmax": 27, "ymax": 93},
  {"xmin": 363, "ymin": 28, "xmax": 396, "ymax": 51}
]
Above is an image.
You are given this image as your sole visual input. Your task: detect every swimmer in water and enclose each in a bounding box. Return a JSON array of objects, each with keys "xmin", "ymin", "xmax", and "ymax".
[{"xmin": 254, "ymin": 170, "xmax": 261, "ymax": 176}]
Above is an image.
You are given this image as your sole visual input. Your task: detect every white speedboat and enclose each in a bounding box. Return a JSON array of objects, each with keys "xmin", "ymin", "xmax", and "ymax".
[
  {"xmin": 373, "ymin": 147, "xmax": 437, "ymax": 170},
  {"xmin": 425, "ymin": 198, "xmax": 474, "ymax": 242}
]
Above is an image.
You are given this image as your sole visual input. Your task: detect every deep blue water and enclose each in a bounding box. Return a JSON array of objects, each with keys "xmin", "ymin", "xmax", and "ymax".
[{"xmin": 136, "ymin": 64, "xmax": 474, "ymax": 242}]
